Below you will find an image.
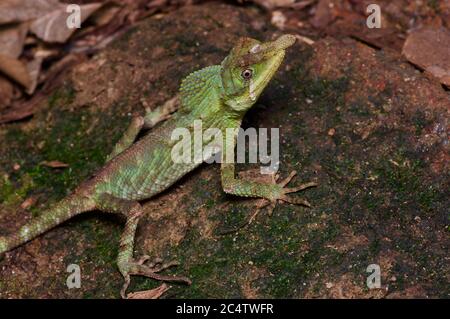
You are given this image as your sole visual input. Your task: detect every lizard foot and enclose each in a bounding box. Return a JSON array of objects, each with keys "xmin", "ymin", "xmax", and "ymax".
[
  {"xmin": 119, "ymin": 256, "xmax": 191, "ymax": 299},
  {"xmin": 252, "ymin": 170, "xmax": 317, "ymax": 221},
  {"xmin": 249, "ymin": 170, "xmax": 317, "ymax": 222},
  {"xmin": 220, "ymin": 171, "xmax": 317, "ymax": 235}
]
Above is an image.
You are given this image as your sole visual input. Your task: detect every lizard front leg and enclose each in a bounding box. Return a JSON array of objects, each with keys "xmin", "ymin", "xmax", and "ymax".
[
  {"xmin": 143, "ymin": 95, "xmax": 179, "ymax": 129},
  {"xmin": 221, "ymin": 161, "xmax": 316, "ymax": 202},
  {"xmin": 220, "ymin": 129, "xmax": 317, "ymax": 224},
  {"xmin": 106, "ymin": 95, "xmax": 180, "ymax": 162},
  {"xmin": 106, "ymin": 116, "xmax": 145, "ymax": 161},
  {"xmin": 221, "ymin": 162, "xmax": 317, "ymax": 222},
  {"xmin": 95, "ymin": 193, "xmax": 190, "ymax": 299}
]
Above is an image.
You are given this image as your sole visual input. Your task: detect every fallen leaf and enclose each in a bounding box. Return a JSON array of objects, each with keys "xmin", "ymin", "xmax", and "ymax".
[
  {"xmin": 327, "ymin": 10, "xmax": 402, "ymax": 52},
  {"xmin": 291, "ymin": 0, "xmax": 315, "ymax": 10},
  {"xmin": 25, "ymin": 56, "xmax": 45, "ymax": 94},
  {"xmin": 0, "ymin": 75, "xmax": 14, "ymax": 111},
  {"xmin": 20, "ymin": 196, "xmax": 38, "ymax": 210},
  {"xmin": 127, "ymin": 284, "xmax": 170, "ymax": 299},
  {"xmin": 0, "ymin": 53, "xmax": 31, "ymax": 88},
  {"xmin": 89, "ymin": 3, "xmax": 122, "ymax": 27},
  {"xmin": 0, "ymin": 0, "xmax": 61, "ymax": 24},
  {"xmin": 402, "ymin": 28, "xmax": 450, "ymax": 87},
  {"xmin": 0, "ymin": 53, "xmax": 87, "ymax": 124},
  {"xmin": 30, "ymin": 3, "xmax": 104, "ymax": 43},
  {"xmin": 0, "ymin": 92, "xmax": 42, "ymax": 123},
  {"xmin": 0, "ymin": 22, "xmax": 28, "ymax": 58},
  {"xmin": 40, "ymin": 160, "xmax": 69, "ymax": 168},
  {"xmin": 251, "ymin": 0, "xmax": 296, "ymax": 10},
  {"xmin": 310, "ymin": 0, "xmax": 335, "ymax": 29},
  {"xmin": 271, "ymin": 10, "xmax": 287, "ymax": 29}
]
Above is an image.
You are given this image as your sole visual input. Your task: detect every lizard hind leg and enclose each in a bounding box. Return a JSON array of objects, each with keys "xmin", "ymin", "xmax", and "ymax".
[{"xmin": 95, "ymin": 193, "xmax": 190, "ymax": 299}]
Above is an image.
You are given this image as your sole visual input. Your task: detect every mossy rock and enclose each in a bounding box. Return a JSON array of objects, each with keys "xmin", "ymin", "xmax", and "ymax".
[{"xmin": 0, "ymin": 3, "xmax": 448, "ymax": 298}]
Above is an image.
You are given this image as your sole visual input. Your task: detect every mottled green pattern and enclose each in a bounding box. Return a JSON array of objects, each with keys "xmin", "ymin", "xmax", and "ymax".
[{"xmin": 0, "ymin": 34, "xmax": 313, "ymax": 298}]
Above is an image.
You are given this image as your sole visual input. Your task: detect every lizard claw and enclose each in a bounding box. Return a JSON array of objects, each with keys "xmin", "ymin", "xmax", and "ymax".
[
  {"xmin": 119, "ymin": 257, "xmax": 191, "ymax": 299},
  {"xmin": 221, "ymin": 171, "xmax": 317, "ymax": 235},
  {"xmin": 277, "ymin": 170, "xmax": 297, "ymax": 187},
  {"xmin": 284, "ymin": 182, "xmax": 318, "ymax": 194},
  {"xmin": 279, "ymin": 195, "xmax": 311, "ymax": 207},
  {"xmin": 252, "ymin": 170, "xmax": 317, "ymax": 222}
]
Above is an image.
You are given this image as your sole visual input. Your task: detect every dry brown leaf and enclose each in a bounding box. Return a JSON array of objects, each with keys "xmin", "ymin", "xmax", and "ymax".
[
  {"xmin": 251, "ymin": 0, "xmax": 296, "ymax": 10},
  {"xmin": 89, "ymin": 3, "xmax": 122, "ymax": 27},
  {"xmin": 20, "ymin": 196, "xmax": 38, "ymax": 210},
  {"xmin": 0, "ymin": 75, "xmax": 15, "ymax": 111},
  {"xmin": 30, "ymin": 3, "xmax": 104, "ymax": 43},
  {"xmin": 25, "ymin": 56, "xmax": 44, "ymax": 94},
  {"xmin": 0, "ymin": 22, "xmax": 28, "ymax": 58},
  {"xmin": 271, "ymin": 10, "xmax": 287, "ymax": 29},
  {"xmin": 127, "ymin": 284, "xmax": 170, "ymax": 299},
  {"xmin": 0, "ymin": 53, "xmax": 31, "ymax": 88},
  {"xmin": 310, "ymin": 0, "xmax": 335, "ymax": 29},
  {"xmin": 40, "ymin": 160, "xmax": 69, "ymax": 168},
  {"xmin": 402, "ymin": 28, "xmax": 450, "ymax": 87},
  {"xmin": 291, "ymin": 0, "xmax": 315, "ymax": 10},
  {"xmin": 0, "ymin": 0, "xmax": 61, "ymax": 24},
  {"xmin": 0, "ymin": 52, "xmax": 87, "ymax": 124}
]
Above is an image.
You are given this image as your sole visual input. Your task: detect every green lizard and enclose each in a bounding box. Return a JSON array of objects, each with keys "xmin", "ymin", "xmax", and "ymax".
[{"xmin": 0, "ymin": 34, "xmax": 317, "ymax": 298}]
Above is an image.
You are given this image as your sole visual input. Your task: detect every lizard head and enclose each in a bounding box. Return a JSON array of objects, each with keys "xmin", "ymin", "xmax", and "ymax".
[{"xmin": 221, "ymin": 34, "xmax": 296, "ymax": 112}]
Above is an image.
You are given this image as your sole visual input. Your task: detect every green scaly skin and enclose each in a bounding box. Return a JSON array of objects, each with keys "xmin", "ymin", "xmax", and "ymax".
[{"xmin": 0, "ymin": 34, "xmax": 317, "ymax": 298}]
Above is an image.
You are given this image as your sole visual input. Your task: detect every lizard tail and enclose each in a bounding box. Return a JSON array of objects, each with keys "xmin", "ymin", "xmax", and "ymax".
[{"xmin": 0, "ymin": 193, "xmax": 95, "ymax": 254}]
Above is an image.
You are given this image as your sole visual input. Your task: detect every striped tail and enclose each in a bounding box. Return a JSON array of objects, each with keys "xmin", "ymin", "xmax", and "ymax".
[{"xmin": 0, "ymin": 194, "xmax": 94, "ymax": 254}]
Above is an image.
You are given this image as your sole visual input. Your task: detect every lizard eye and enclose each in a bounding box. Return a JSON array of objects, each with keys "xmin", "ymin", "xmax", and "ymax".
[{"xmin": 241, "ymin": 69, "xmax": 253, "ymax": 80}]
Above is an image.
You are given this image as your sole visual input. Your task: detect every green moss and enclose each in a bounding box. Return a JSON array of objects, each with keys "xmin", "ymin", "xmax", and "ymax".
[
  {"xmin": 0, "ymin": 173, "xmax": 35, "ymax": 207},
  {"xmin": 2, "ymin": 88, "xmax": 131, "ymax": 200},
  {"xmin": 302, "ymin": 77, "xmax": 348, "ymax": 117},
  {"xmin": 427, "ymin": 0, "xmax": 441, "ymax": 13},
  {"xmin": 48, "ymin": 87, "xmax": 75, "ymax": 109},
  {"xmin": 411, "ymin": 110, "xmax": 429, "ymax": 136},
  {"xmin": 374, "ymin": 155, "xmax": 439, "ymax": 213},
  {"xmin": 360, "ymin": 191, "xmax": 384, "ymax": 213},
  {"xmin": 348, "ymin": 100, "xmax": 371, "ymax": 117},
  {"xmin": 215, "ymin": 204, "xmax": 249, "ymax": 233},
  {"xmin": 368, "ymin": 237, "xmax": 381, "ymax": 255},
  {"xmin": 0, "ymin": 86, "xmax": 133, "ymax": 298},
  {"xmin": 83, "ymin": 219, "xmax": 120, "ymax": 266}
]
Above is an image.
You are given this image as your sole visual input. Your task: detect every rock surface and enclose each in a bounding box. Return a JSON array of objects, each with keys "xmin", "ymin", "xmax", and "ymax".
[
  {"xmin": 402, "ymin": 27, "xmax": 450, "ymax": 87},
  {"xmin": 0, "ymin": 3, "xmax": 448, "ymax": 298}
]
